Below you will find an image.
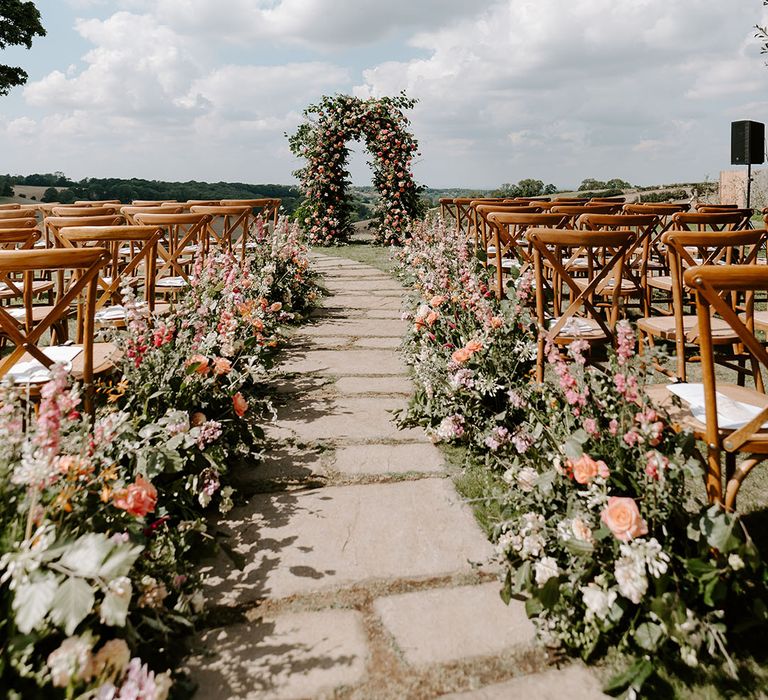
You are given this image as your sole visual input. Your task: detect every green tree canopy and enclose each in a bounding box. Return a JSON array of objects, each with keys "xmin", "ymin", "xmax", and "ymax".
[{"xmin": 0, "ymin": 1, "xmax": 45, "ymax": 97}]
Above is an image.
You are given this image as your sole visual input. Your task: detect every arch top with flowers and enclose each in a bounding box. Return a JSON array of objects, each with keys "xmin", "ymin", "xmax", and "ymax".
[{"xmin": 289, "ymin": 93, "xmax": 424, "ymax": 246}]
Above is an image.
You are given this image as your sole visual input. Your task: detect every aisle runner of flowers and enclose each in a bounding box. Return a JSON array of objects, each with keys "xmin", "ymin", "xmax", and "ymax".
[
  {"xmin": 396, "ymin": 217, "xmax": 768, "ymax": 697},
  {"xmin": 0, "ymin": 220, "xmax": 321, "ymax": 699}
]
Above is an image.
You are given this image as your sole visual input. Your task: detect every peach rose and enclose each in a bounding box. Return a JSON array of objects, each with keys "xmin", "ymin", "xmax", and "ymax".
[
  {"xmin": 601, "ymin": 497, "xmax": 648, "ymax": 542},
  {"xmin": 269, "ymin": 302, "xmax": 283, "ymax": 312},
  {"xmin": 569, "ymin": 454, "xmax": 609, "ymax": 484},
  {"xmin": 233, "ymin": 392, "xmax": 248, "ymax": 417},
  {"xmin": 430, "ymin": 295, "xmax": 446, "ymax": 307},
  {"xmin": 490, "ymin": 316, "xmax": 504, "ymax": 329},
  {"xmin": 451, "ymin": 347, "xmax": 473, "ymax": 364},
  {"xmin": 213, "ymin": 357, "xmax": 232, "ymax": 376},
  {"xmin": 187, "ymin": 354, "xmax": 209, "ymax": 375},
  {"xmin": 112, "ymin": 476, "xmax": 157, "ymax": 518},
  {"xmin": 465, "ymin": 340, "xmax": 483, "ymax": 353},
  {"xmin": 426, "ymin": 311, "xmax": 439, "ymax": 326}
]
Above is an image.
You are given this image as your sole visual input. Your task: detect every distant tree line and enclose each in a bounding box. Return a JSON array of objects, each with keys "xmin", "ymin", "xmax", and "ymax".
[
  {"xmin": 578, "ymin": 177, "xmax": 631, "ymax": 192},
  {"xmin": 493, "ymin": 178, "xmax": 559, "ymax": 198},
  {"xmin": 3, "ymin": 173, "xmax": 304, "ymax": 213}
]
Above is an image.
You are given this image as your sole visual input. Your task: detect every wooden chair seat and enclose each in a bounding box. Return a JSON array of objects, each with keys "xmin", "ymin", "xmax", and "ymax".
[
  {"xmin": 547, "ymin": 316, "xmax": 607, "ymax": 342},
  {"xmin": 572, "ymin": 276, "xmax": 639, "ymax": 295},
  {"xmin": 0, "ymin": 279, "xmax": 54, "ymax": 299},
  {"xmin": 647, "ymin": 382, "xmax": 768, "ymax": 453},
  {"xmin": 647, "ymin": 275, "xmax": 673, "ymax": 291},
  {"xmin": 6, "ymin": 342, "xmax": 119, "ymax": 386},
  {"xmin": 637, "ymin": 314, "xmax": 738, "ymax": 343}
]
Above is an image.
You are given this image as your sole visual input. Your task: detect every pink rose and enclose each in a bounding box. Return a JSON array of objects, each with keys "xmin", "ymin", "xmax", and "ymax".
[
  {"xmin": 187, "ymin": 354, "xmax": 209, "ymax": 375},
  {"xmin": 112, "ymin": 476, "xmax": 157, "ymax": 518},
  {"xmin": 601, "ymin": 497, "xmax": 648, "ymax": 542}
]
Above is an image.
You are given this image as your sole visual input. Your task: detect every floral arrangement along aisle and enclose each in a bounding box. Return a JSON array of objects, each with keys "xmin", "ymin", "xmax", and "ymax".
[
  {"xmin": 289, "ymin": 92, "xmax": 424, "ymax": 246},
  {"xmin": 397, "ymin": 216, "xmax": 768, "ymax": 698},
  {"xmin": 0, "ymin": 218, "xmax": 321, "ymax": 698}
]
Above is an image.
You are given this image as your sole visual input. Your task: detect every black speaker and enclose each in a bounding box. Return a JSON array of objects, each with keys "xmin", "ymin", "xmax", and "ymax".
[{"xmin": 731, "ymin": 120, "xmax": 765, "ymax": 165}]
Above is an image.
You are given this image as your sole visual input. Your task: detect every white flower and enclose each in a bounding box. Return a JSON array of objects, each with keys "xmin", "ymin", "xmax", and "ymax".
[
  {"xmin": 516, "ymin": 467, "xmax": 538, "ymax": 492},
  {"xmin": 614, "ymin": 556, "xmax": 648, "ymax": 604},
  {"xmin": 534, "ymin": 557, "xmax": 560, "ymax": 586},
  {"xmin": 47, "ymin": 636, "xmax": 93, "ymax": 687},
  {"xmin": 728, "ymin": 553, "xmax": 745, "ymax": 571},
  {"xmin": 680, "ymin": 645, "xmax": 698, "ymax": 668},
  {"xmin": 571, "ymin": 518, "xmax": 593, "ymax": 543},
  {"xmin": 580, "ymin": 583, "xmax": 618, "ymax": 622}
]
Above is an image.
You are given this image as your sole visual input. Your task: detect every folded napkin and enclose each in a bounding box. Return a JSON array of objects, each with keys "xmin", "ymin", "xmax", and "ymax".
[
  {"xmin": 668, "ymin": 383, "xmax": 768, "ymax": 430},
  {"xmin": 550, "ymin": 317, "xmax": 595, "ymax": 336},
  {"xmin": 156, "ymin": 276, "xmax": 188, "ymax": 288},
  {"xmin": 7, "ymin": 346, "xmax": 82, "ymax": 384}
]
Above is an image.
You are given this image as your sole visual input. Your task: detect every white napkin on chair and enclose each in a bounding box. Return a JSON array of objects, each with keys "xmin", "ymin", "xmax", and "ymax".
[
  {"xmin": 7, "ymin": 346, "xmax": 82, "ymax": 384},
  {"xmin": 667, "ymin": 383, "xmax": 768, "ymax": 430}
]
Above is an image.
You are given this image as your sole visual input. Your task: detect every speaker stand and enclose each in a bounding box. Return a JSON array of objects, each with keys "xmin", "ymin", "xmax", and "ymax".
[{"xmin": 747, "ymin": 162, "xmax": 753, "ymax": 209}]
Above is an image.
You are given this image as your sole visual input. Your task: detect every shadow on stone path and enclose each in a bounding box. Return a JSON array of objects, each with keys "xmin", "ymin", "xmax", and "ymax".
[{"xmin": 187, "ymin": 253, "xmax": 608, "ymax": 699}]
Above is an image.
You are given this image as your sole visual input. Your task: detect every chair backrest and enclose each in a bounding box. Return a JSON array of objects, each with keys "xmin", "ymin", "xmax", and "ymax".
[
  {"xmin": 472, "ymin": 203, "xmax": 542, "ymax": 249},
  {"xmin": 553, "ymin": 197, "xmax": 589, "ymax": 204},
  {"xmin": 0, "ymin": 248, "xmax": 109, "ymax": 387},
  {"xmin": 590, "ymin": 196, "xmax": 627, "ymax": 204},
  {"xmin": 133, "ymin": 211, "xmax": 212, "ymax": 285},
  {"xmin": 189, "ymin": 204, "xmax": 251, "ymax": 254},
  {"xmin": 120, "ymin": 205, "xmax": 183, "ymax": 224},
  {"xmin": 220, "ymin": 198, "xmax": 281, "ymax": 227},
  {"xmin": 0, "ymin": 208, "xmax": 37, "ymax": 220},
  {"xmin": 0, "ymin": 203, "xmax": 21, "ymax": 211},
  {"xmin": 0, "ymin": 228, "xmax": 41, "ymax": 249},
  {"xmin": 696, "ymin": 207, "xmax": 753, "ymax": 229},
  {"xmin": 59, "ymin": 225, "xmax": 161, "ymax": 311},
  {"xmin": 132, "ymin": 200, "xmax": 178, "ymax": 206},
  {"xmin": 44, "ymin": 215, "xmax": 125, "ymax": 248},
  {"xmin": 624, "ymin": 203, "xmax": 689, "ymax": 216},
  {"xmin": 73, "ymin": 200, "xmax": 121, "ymax": 206},
  {"xmin": 550, "ymin": 204, "xmax": 621, "ymax": 225},
  {"xmin": 51, "ymin": 206, "xmax": 119, "ymax": 217},
  {"xmin": 670, "ymin": 211, "xmax": 743, "ymax": 232},
  {"xmin": 0, "ymin": 218, "xmax": 37, "ymax": 230},
  {"xmin": 527, "ymin": 227, "xmax": 636, "ymax": 340}
]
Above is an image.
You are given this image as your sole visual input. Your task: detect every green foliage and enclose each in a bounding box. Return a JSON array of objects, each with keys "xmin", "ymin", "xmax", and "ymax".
[
  {"xmin": 0, "ymin": 1, "xmax": 45, "ymax": 96},
  {"xmin": 640, "ymin": 189, "xmax": 688, "ymax": 203},
  {"xmin": 578, "ymin": 177, "xmax": 631, "ymax": 192},
  {"xmin": 493, "ymin": 179, "xmax": 558, "ymax": 198}
]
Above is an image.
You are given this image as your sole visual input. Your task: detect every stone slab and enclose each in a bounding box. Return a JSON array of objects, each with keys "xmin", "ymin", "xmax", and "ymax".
[
  {"xmin": 366, "ymin": 309, "xmax": 406, "ymax": 319},
  {"xmin": 322, "ymin": 269, "xmax": 393, "ymax": 279},
  {"xmin": 202, "ymin": 479, "xmax": 494, "ymax": 604},
  {"xmin": 333, "ymin": 376, "xmax": 412, "ymax": 395},
  {"xmin": 374, "ymin": 583, "xmax": 535, "ymax": 666},
  {"xmin": 188, "ymin": 611, "xmax": 367, "ymax": 700},
  {"xmin": 325, "ymin": 281, "xmax": 404, "ymax": 292},
  {"xmin": 298, "ymin": 319, "xmax": 407, "ymax": 337},
  {"xmin": 279, "ymin": 349, "xmax": 407, "ymax": 376},
  {"xmin": 440, "ymin": 665, "xmax": 609, "ymax": 699},
  {"xmin": 324, "ymin": 295, "xmax": 402, "ymax": 310},
  {"xmin": 274, "ymin": 396, "xmax": 422, "ymax": 441},
  {"xmin": 332, "ymin": 442, "xmax": 444, "ymax": 475},
  {"xmin": 354, "ymin": 337, "xmax": 402, "ymax": 349}
]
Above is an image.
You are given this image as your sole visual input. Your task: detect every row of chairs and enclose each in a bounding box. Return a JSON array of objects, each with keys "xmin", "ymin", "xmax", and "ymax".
[
  {"xmin": 441, "ymin": 197, "xmax": 768, "ymax": 510},
  {"xmin": 0, "ymin": 197, "xmax": 282, "ymax": 403}
]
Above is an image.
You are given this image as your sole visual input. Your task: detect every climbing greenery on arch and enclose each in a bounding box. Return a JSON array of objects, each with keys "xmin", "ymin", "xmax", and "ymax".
[{"xmin": 289, "ymin": 92, "xmax": 424, "ymax": 246}]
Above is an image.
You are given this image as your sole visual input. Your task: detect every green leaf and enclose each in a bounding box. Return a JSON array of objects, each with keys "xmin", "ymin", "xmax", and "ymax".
[
  {"xmin": 564, "ymin": 538, "xmax": 595, "ymax": 556},
  {"xmin": 13, "ymin": 572, "xmax": 58, "ymax": 634},
  {"xmin": 538, "ymin": 576, "xmax": 560, "ymax": 608},
  {"xmin": 100, "ymin": 586, "xmax": 132, "ymax": 627},
  {"xmin": 525, "ymin": 596, "xmax": 543, "ymax": 617},
  {"xmin": 49, "ymin": 577, "xmax": 95, "ymax": 635},
  {"xmin": 58, "ymin": 533, "xmax": 112, "ymax": 578},
  {"xmin": 603, "ymin": 657, "xmax": 655, "ymax": 696},
  {"xmin": 98, "ymin": 543, "xmax": 143, "ymax": 580},
  {"xmin": 634, "ymin": 622, "xmax": 663, "ymax": 651}
]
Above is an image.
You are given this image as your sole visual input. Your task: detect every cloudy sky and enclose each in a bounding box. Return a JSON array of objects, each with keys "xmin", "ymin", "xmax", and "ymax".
[{"xmin": 1, "ymin": 0, "xmax": 767, "ymax": 189}]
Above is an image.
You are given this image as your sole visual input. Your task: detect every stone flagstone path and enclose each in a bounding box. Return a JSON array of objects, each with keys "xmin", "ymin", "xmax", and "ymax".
[{"xmin": 187, "ymin": 253, "xmax": 608, "ymax": 699}]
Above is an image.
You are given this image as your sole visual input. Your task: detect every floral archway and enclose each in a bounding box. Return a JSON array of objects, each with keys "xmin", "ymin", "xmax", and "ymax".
[{"xmin": 289, "ymin": 93, "xmax": 424, "ymax": 246}]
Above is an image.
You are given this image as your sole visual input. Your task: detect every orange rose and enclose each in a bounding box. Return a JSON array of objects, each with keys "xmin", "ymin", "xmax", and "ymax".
[
  {"xmin": 601, "ymin": 497, "xmax": 648, "ymax": 542},
  {"xmin": 426, "ymin": 311, "xmax": 439, "ymax": 326},
  {"xmin": 233, "ymin": 392, "xmax": 248, "ymax": 417},
  {"xmin": 112, "ymin": 476, "xmax": 157, "ymax": 518},
  {"xmin": 430, "ymin": 295, "xmax": 446, "ymax": 307},
  {"xmin": 490, "ymin": 316, "xmax": 503, "ymax": 329},
  {"xmin": 465, "ymin": 340, "xmax": 483, "ymax": 353},
  {"xmin": 213, "ymin": 357, "xmax": 232, "ymax": 376},
  {"xmin": 187, "ymin": 354, "xmax": 209, "ymax": 375},
  {"xmin": 569, "ymin": 454, "xmax": 609, "ymax": 484},
  {"xmin": 269, "ymin": 302, "xmax": 283, "ymax": 312}
]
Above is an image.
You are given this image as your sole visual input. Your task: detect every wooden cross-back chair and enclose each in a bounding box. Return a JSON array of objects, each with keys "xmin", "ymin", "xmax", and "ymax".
[
  {"xmin": 472, "ymin": 203, "xmax": 541, "ymax": 252},
  {"xmin": 120, "ymin": 205, "xmax": 183, "ymax": 225},
  {"xmin": 0, "ymin": 228, "xmax": 45, "ymax": 303},
  {"xmin": 59, "ymin": 225, "xmax": 161, "ymax": 320},
  {"xmin": 577, "ymin": 213, "xmax": 661, "ymax": 315},
  {"xmin": 44, "ymin": 215, "xmax": 125, "ymax": 249},
  {"xmin": 189, "ymin": 205, "xmax": 251, "ymax": 257},
  {"xmin": 528, "ymin": 227, "xmax": 636, "ymax": 382},
  {"xmin": 0, "ymin": 248, "xmax": 116, "ymax": 409},
  {"xmin": 486, "ymin": 212, "xmax": 569, "ymax": 298},
  {"xmin": 551, "ymin": 204, "xmax": 622, "ymax": 225},
  {"xmin": 638, "ymin": 229, "xmax": 765, "ymax": 382},
  {"xmin": 439, "ymin": 198, "xmax": 458, "ymax": 229},
  {"xmin": 644, "ymin": 210, "xmax": 744, "ymax": 316},
  {"xmin": 133, "ymin": 211, "xmax": 212, "ymax": 295},
  {"xmin": 696, "ymin": 206, "xmax": 753, "ymax": 229},
  {"xmin": 649, "ymin": 265, "xmax": 768, "ymax": 510},
  {"xmin": 221, "ymin": 198, "xmax": 281, "ymax": 228}
]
